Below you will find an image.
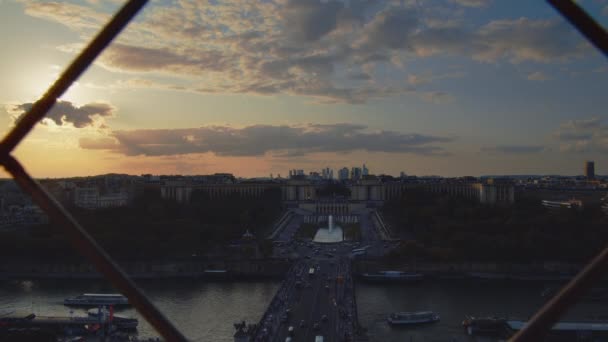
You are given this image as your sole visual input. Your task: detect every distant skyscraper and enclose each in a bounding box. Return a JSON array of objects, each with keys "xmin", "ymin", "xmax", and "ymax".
[
  {"xmin": 289, "ymin": 169, "xmax": 305, "ymax": 178},
  {"xmin": 338, "ymin": 167, "xmax": 349, "ymax": 181},
  {"xmin": 362, "ymin": 164, "xmax": 369, "ymax": 176},
  {"xmin": 351, "ymin": 167, "xmax": 362, "ymax": 181},
  {"xmin": 322, "ymin": 167, "xmax": 333, "ymax": 180},
  {"xmin": 585, "ymin": 161, "xmax": 595, "ymax": 179}
]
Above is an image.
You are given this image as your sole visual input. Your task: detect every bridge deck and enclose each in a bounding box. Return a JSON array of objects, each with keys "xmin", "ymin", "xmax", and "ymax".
[{"xmin": 254, "ymin": 254, "xmax": 358, "ymax": 342}]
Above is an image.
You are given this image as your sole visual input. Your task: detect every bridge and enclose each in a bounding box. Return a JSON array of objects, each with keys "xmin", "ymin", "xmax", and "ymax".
[
  {"xmin": 235, "ymin": 209, "xmax": 391, "ymax": 342},
  {"xmin": 251, "ymin": 255, "xmax": 358, "ymax": 342}
]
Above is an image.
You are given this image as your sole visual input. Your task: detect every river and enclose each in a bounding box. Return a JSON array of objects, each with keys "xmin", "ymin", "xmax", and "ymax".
[{"xmin": 1, "ymin": 278, "xmax": 606, "ymax": 341}]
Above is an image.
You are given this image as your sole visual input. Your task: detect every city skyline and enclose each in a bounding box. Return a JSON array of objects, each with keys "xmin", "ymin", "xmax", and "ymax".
[{"xmin": 2, "ymin": 0, "xmax": 608, "ymax": 178}]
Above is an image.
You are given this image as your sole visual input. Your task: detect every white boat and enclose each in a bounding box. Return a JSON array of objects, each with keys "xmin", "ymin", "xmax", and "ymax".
[
  {"xmin": 387, "ymin": 311, "xmax": 440, "ymax": 325},
  {"xmin": 64, "ymin": 293, "xmax": 129, "ymax": 306}
]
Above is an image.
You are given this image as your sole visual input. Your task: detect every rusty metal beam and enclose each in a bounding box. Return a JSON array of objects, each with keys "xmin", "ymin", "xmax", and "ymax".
[
  {"xmin": 548, "ymin": 0, "xmax": 608, "ymax": 58},
  {"xmin": 0, "ymin": 0, "xmax": 149, "ymax": 156},
  {"xmin": 510, "ymin": 2, "xmax": 608, "ymax": 341},
  {"xmin": 0, "ymin": 155, "xmax": 187, "ymax": 341}
]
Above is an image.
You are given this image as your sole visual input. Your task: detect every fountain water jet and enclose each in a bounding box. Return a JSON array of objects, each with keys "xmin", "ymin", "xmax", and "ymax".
[{"xmin": 313, "ymin": 214, "xmax": 343, "ymax": 243}]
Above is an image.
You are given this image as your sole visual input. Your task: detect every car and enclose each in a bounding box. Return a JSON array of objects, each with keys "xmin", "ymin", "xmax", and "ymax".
[
  {"xmin": 325, "ymin": 285, "xmax": 330, "ymax": 290},
  {"xmin": 299, "ymin": 320, "xmax": 306, "ymax": 328},
  {"xmin": 313, "ymin": 323, "xmax": 320, "ymax": 330},
  {"xmin": 288, "ymin": 326, "xmax": 295, "ymax": 336},
  {"xmin": 321, "ymin": 315, "xmax": 328, "ymax": 322}
]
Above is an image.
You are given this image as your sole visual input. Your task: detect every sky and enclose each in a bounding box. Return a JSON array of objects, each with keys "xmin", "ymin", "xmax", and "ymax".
[{"xmin": 1, "ymin": 0, "xmax": 608, "ymax": 178}]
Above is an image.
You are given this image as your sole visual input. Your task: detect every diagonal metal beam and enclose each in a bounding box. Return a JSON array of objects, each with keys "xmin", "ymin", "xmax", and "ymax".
[
  {"xmin": 0, "ymin": 0, "xmax": 149, "ymax": 156},
  {"xmin": 509, "ymin": 244, "xmax": 608, "ymax": 341},
  {"xmin": 548, "ymin": 0, "xmax": 608, "ymax": 58},
  {"xmin": 0, "ymin": 0, "xmax": 188, "ymax": 340},
  {"xmin": 0, "ymin": 155, "xmax": 187, "ymax": 341},
  {"xmin": 510, "ymin": 2, "xmax": 608, "ymax": 340}
]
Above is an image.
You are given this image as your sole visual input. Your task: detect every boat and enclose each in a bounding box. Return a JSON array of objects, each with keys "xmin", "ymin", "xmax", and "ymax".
[
  {"xmin": 361, "ymin": 271, "xmax": 423, "ymax": 282},
  {"xmin": 387, "ymin": 311, "xmax": 440, "ymax": 325},
  {"xmin": 462, "ymin": 316, "xmax": 507, "ymax": 336},
  {"xmin": 64, "ymin": 293, "xmax": 129, "ymax": 306},
  {"xmin": 87, "ymin": 307, "xmax": 138, "ymax": 330}
]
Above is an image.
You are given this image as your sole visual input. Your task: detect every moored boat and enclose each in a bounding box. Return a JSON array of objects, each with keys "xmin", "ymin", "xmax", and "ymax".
[
  {"xmin": 387, "ymin": 311, "xmax": 440, "ymax": 325},
  {"xmin": 87, "ymin": 307, "xmax": 138, "ymax": 330},
  {"xmin": 64, "ymin": 293, "xmax": 129, "ymax": 307},
  {"xmin": 462, "ymin": 316, "xmax": 507, "ymax": 336}
]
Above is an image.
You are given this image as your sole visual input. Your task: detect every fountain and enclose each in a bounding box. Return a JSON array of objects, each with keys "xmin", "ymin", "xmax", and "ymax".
[{"xmin": 313, "ymin": 214, "xmax": 344, "ymax": 243}]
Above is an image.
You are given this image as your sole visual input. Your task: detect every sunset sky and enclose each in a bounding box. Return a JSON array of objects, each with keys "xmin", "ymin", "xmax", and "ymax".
[{"xmin": 1, "ymin": 0, "xmax": 608, "ymax": 178}]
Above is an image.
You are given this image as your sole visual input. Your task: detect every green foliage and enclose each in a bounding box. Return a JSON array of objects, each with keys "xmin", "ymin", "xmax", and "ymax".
[
  {"xmin": 0, "ymin": 188, "xmax": 283, "ymax": 260},
  {"xmin": 296, "ymin": 223, "xmax": 318, "ymax": 240},
  {"xmin": 382, "ymin": 191, "xmax": 608, "ymax": 262},
  {"xmin": 342, "ymin": 223, "xmax": 361, "ymax": 241}
]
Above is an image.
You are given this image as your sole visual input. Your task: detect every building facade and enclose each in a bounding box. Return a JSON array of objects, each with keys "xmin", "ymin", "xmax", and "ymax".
[{"xmin": 585, "ymin": 161, "xmax": 595, "ymax": 179}]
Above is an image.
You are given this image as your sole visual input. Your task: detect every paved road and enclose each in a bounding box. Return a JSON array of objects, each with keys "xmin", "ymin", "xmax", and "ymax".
[
  {"xmin": 252, "ymin": 210, "xmax": 401, "ymax": 341},
  {"xmin": 266, "ymin": 250, "xmax": 356, "ymax": 342},
  {"xmin": 276, "ymin": 215, "xmax": 304, "ymax": 243}
]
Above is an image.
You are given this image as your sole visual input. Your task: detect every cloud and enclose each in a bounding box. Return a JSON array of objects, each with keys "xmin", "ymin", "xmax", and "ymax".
[
  {"xmin": 99, "ymin": 43, "xmax": 230, "ymax": 74},
  {"xmin": 11, "ymin": 101, "xmax": 114, "ymax": 128},
  {"xmin": 407, "ymin": 71, "xmax": 466, "ymax": 85},
  {"xmin": 79, "ymin": 123, "xmax": 453, "ymax": 157},
  {"xmin": 553, "ymin": 117, "xmax": 608, "ymax": 152},
  {"xmin": 359, "ymin": 7, "xmax": 420, "ymax": 50},
  {"xmin": 480, "ymin": 145, "xmax": 547, "ymax": 154},
  {"xmin": 22, "ymin": 0, "xmax": 591, "ymax": 104},
  {"xmin": 417, "ymin": 91, "xmax": 454, "ymax": 104},
  {"xmin": 22, "ymin": 1, "xmax": 108, "ymax": 30},
  {"xmin": 281, "ymin": 0, "xmax": 345, "ymax": 42},
  {"xmin": 448, "ymin": 0, "xmax": 491, "ymax": 7},
  {"xmin": 471, "ymin": 18, "xmax": 587, "ymax": 63},
  {"xmin": 527, "ymin": 71, "xmax": 551, "ymax": 81}
]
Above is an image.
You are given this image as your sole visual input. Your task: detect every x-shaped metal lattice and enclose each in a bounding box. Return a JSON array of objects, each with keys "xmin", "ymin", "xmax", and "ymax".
[{"xmin": 0, "ymin": 0, "xmax": 606, "ymax": 341}]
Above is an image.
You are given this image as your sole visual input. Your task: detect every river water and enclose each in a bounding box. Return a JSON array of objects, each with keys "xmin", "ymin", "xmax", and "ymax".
[{"xmin": 1, "ymin": 278, "xmax": 606, "ymax": 341}]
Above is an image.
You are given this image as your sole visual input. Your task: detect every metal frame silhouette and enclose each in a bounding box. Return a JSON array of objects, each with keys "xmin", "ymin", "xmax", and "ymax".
[{"xmin": 0, "ymin": 0, "xmax": 605, "ymax": 341}]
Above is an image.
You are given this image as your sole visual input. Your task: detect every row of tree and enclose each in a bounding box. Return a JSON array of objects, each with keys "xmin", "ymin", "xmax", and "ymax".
[
  {"xmin": 382, "ymin": 189, "xmax": 608, "ymax": 262},
  {"xmin": 0, "ymin": 188, "xmax": 283, "ymax": 260}
]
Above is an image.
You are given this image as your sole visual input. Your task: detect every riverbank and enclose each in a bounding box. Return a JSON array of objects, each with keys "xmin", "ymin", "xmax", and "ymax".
[
  {"xmin": 0, "ymin": 258, "xmax": 587, "ymax": 281},
  {"xmin": 0, "ymin": 258, "xmax": 291, "ymax": 280}
]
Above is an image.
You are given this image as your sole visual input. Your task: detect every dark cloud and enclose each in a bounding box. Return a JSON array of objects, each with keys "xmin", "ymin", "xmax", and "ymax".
[
  {"xmin": 14, "ymin": 101, "xmax": 113, "ymax": 128},
  {"xmin": 100, "ymin": 43, "xmax": 230, "ymax": 74},
  {"xmin": 480, "ymin": 145, "xmax": 546, "ymax": 154},
  {"xmin": 361, "ymin": 7, "xmax": 420, "ymax": 50},
  {"xmin": 79, "ymin": 123, "xmax": 453, "ymax": 157},
  {"xmin": 282, "ymin": 0, "xmax": 344, "ymax": 42}
]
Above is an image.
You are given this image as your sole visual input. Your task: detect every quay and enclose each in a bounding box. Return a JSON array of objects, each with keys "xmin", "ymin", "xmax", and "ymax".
[{"xmin": 0, "ymin": 310, "xmax": 137, "ymax": 338}]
